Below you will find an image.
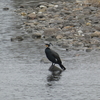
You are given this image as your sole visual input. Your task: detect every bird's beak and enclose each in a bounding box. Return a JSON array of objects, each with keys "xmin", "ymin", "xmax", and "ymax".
[{"xmin": 45, "ymin": 44, "xmax": 48, "ymax": 47}]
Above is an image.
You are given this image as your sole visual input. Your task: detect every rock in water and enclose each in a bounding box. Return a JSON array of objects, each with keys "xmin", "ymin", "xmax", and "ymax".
[
  {"xmin": 49, "ymin": 65, "xmax": 62, "ymax": 73},
  {"xmin": 3, "ymin": 7, "xmax": 9, "ymax": 10}
]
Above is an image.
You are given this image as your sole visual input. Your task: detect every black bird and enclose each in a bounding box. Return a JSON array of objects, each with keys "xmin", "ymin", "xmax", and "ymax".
[{"xmin": 45, "ymin": 43, "xmax": 66, "ymax": 70}]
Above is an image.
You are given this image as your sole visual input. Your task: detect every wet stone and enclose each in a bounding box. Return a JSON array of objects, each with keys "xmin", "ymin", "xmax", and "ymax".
[
  {"xmin": 32, "ymin": 33, "xmax": 42, "ymax": 39},
  {"xmin": 3, "ymin": 7, "xmax": 9, "ymax": 10},
  {"xmin": 56, "ymin": 34, "xmax": 63, "ymax": 39},
  {"xmin": 43, "ymin": 28, "xmax": 61, "ymax": 37},
  {"xmin": 91, "ymin": 31, "xmax": 100, "ymax": 38},
  {"xmin": 27, "ymin": 13, "xmax": 37, "ymax": 20},
  {"xmin": 19, "ymin": 5, "xmax": 25, "ymax": 8},
  {"xmin": 45, "ymin": 37, "xmax": 57, "ymax": 41},
  {"xmin": 93, "ymin": 25, "xmax": 100, "ymax": 31},
  {"xmin": 26, "ymin": 28, "xmax": 33, "ymax": 33},
  {"xmin": 11, "ymin": 36, "xmax": 24, "ymax": 42},
  {"xmin": 49, "ymin": 65, "xmax": 62, "ymax": 72},
  {"xmin": 86, "ymin": 48, "xmax": 92, "ymax": 52}
]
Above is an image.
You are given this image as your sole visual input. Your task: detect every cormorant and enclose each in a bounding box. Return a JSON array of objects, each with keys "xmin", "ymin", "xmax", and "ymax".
[{"xmin": 45, "ymin": 43, "xmax": 66, "ymax": 70}]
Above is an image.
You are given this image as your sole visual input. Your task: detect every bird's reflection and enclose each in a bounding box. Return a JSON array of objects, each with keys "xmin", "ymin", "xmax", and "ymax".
[{"xmin": 47, "ymin": 72, "xmax": 61, "ymax": 82}]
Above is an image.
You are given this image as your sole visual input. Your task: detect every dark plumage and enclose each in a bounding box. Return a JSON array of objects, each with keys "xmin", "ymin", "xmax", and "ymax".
[{"xmin": 45, "ymin": 43, "xmax": 66, "ymax": 70}]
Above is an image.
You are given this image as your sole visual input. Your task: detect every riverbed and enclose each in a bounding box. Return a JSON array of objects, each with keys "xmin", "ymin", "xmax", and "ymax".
[{"xmin": 0, "ymin": 0, "xmax": 100, "ymax": 100}]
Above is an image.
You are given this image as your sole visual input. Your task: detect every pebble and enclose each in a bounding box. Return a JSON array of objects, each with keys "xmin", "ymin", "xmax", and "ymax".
[
  {"xmin": 86, "ymin": 48, "xmax": 92, "ymax": 52},
  {"xmin": 27, "ymin": 13, "xmax": 37, "ymax": 20},
  {"xmin": 3, "ymin": 7, "xmax": 9, "ymax": 10},
  {"xmin": 32, "ymin": 33, "xmax": 42, "ymax": 39}
]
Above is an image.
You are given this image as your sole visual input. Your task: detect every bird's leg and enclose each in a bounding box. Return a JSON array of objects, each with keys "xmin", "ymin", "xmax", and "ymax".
[{"xmin": 52, "ymin": 63, "xmax": 55, "ymax": 66}]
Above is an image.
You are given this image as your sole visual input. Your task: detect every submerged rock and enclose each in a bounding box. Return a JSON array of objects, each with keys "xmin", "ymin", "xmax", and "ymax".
[
  {"xmin": 3, "ymin": 7, "xmax": 9, "ymax": 10},
  {"xmin": 11, "ymin": 36, "xmax": 24, "ymax": 41},
  {"xmin": 86, "ymin": 48, "xmax": 92, "ymax": 52}
]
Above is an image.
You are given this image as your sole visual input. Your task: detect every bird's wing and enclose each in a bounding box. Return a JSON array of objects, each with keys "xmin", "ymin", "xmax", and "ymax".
[
  {"xmin": 51, "ymin": 49, "xmax": 59, "ymax": 57},
  {"xmin": 50, "ymin": 49, "xmax": 62, "ymax": 63}
]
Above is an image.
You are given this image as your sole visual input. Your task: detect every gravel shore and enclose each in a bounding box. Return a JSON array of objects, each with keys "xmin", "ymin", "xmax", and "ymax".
[{"xmin": 11, "ymin": 0, "xmax": 100, "ymax": 52}]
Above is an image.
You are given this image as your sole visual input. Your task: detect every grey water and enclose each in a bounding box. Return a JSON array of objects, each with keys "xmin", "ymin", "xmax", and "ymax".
[{"xmin": 0, "ymin": 0, "xmax": 100, "ymax": 100}]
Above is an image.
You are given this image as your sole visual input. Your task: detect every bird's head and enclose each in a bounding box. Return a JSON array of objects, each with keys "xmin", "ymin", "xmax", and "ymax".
[{"xmin": 45, "ymin": 43, "xmax": 53, "ymax": 48}]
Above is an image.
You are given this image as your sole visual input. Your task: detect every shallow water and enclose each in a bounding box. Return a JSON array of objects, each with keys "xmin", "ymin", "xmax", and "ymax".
[{"xmin": 0, "ymin": 0, "xmax": 100, "ymax": 100}]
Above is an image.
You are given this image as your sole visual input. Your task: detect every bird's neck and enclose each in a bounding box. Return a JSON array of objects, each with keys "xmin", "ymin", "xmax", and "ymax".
[{"xmin": 46, "ymin": 47, "xmax": 50, "ymax": 49}]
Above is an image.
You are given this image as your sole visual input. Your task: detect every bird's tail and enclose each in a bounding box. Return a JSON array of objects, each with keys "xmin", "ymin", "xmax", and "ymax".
[{"xmin": 59, "ymin": 63, "xmax": 66, "ymax": 70}]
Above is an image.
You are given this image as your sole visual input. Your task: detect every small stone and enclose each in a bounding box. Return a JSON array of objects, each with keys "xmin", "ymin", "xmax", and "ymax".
[
  {"xmin": 3, "ymin": 7, "xmax": 9, "ymax": 10},
  {"xmin": 48, "ymin": 4, "xmax": 55, "ymax": 7},
  {"xmin": 38, "ymin": 18, "xmax": 46, "ymax": 21},
  {"xmin": 43, "ymin": 28, "xmax": 61, "ymax": 37},
  {"xmin": 37, "ymin": 14, "xmax": 45, "ymax": 18},
  {"xmin": 86, "ymin": 48, "xmax": 92, "ymax": 52},
  {"xmin": 86, "ymin": 22, "xmax": 91, "ymax": 26},
  {"xmin": 76, "ymin": 0, "xmax": 83, "ymax": 3},
  {"xmin": 39, "ymin": 7, "xmax": 47, "ymax": 13},
  {"xmin": 19, "ymin": 5, "xmax": 24, "ymax": 8},
  {"xmin": 11, "ymin": 38, "xmax": 14, "ymax": 41},
  {"xmin": 56, "ymin": 35, "xmax": 63, "ymax": 39},
  {"xmin": 16, "ymin": 25, "xmax": 22, "ymax": 29},
  {"xmin": 96, "ymin": 47, "xmax": 100, "ymax": 51},
  {"xmin": 78, "ymin": 30, "xmax": 83, "ymax": 35},
  {"xmin": 89, "ymin": 6, "xmax": 97, "ymax": 11},
  {"xmin": 72, "ymin": 41, "xmax": 83, "ymax": 47},
  {"xmin": 11, "ymin": 36, "xmax": 24, "ymax": 41},
  {"xmin": 32, "ymin": 33, "xmax": 41, "ymax": 39},
  {"xmin": 62, "ymin": 26, "xmax": 73, "ymax": 31},
  {"xmin": 73, "ymin": 7, "xmax": 83, "ymax": 11},
  {"xmin": 26, "ymin": 28, "xmax": 33, "ymax": 33},
  {"xmin": 40, "ymin": 5, "xmax": 47, "ymax": 8},
  {"xmin": 34, "ymin": 22, "xmax": 39, "ymax": 25},
  {"xmin": 84, "ymin": 34, "xmax": 91, "ymax": 39},
  {"xmin": 91, "ymin": 31, "xmax": 100, "ymax": 38},
  {"xmin": 16, "ymin": 36, "xmax": 24, "ymax": 41},
  {"xmin": 94, "ymin": 25, "xmax": 100, "ymax": 31},
  {"xmin": 84, "ymin": 43, "xmax": 91, "ymax": 48},
  {"xmin": 38, "ymin": 12, "xmax": 43, "ymax": 14},
  {"xmin": 39, "ymin": 5, "xmax": 47, "ymax": 13},
  {"xmin": 25, "ymin": 23, "xmax": 35, "ymax": 27},
  {"xmin": 21, "ymin": 12, "xmax": 27, "ymax": 16},
  {"xmin": 66, "ymin": 49, "xmax": 69, "ymax": 51},
  {"xmin": 54, "ymin": 5, "xmax": 58, "ymax": 8},
  {"xmin": 90, "ymin": 39, "xmax": 100, "ymax": 47},
  {"xmin": 27, "ymin": 13, "xmax": 37, "ymax": 20}
]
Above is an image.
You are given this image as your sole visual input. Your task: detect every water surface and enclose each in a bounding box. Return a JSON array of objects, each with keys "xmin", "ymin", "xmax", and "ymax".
[{"xmin": 0, "ymin": 0, "xmax": 100, "ymax": 100}]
